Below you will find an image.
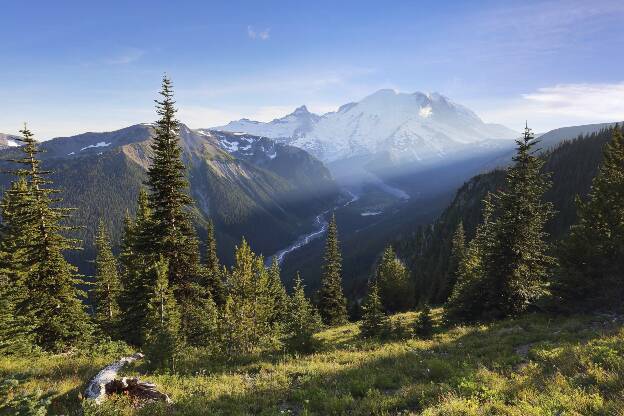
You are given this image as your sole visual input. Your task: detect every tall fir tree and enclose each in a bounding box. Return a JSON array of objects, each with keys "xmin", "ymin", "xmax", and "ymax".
[
  {"xmin": 267, "ymin": 257, "xmax": 288, "ymax": 326},
  {"xmin": 318, "ymin": 214, "xmax": 348, "ymax": 325},
  {"xmin": 375, "ymin": 245, "xmax": 414, "ymax": 313},
  {"xmin": 359, "ymin": 280, "xmax": 390, "ymax": 339},
  {"xmin": 446, "ymin": 194, "xmax": 496, "ymax": 323},
  {"xmin": 91, "ymin": 219, "xmax": 121, "ymax": 338},
  {"xmin": 143, "ymin": 258, "xmax": 181, "ymax": 372},
  {"xmin": 3, "ymin": 126, "xmax": 91, "ymax": 351},
  {"xmin": 117, "ymin": 190, "xmax": 155, "ymax": 345},
  {"xmin": 145, "ymin": 76, "xmax": 201, "ymax": 294},
  {"xmin": 484, "ymin": 124, "xmax": 556, "ymax": 317},
  {"xmin": 446, "ymin": 124, "xmax": 556, "ymax": 321},
  {"xmin": 202, "ymin": 219, "xmax": 225, "ymax": 306},
  {"xmin": 284, "ymin": 273, "xmax": 321, "ymax": 352},
  {"xmin": 441, "ymin": 222, "xmax": 466, "ymax": 300},
  {"xmin": 0, "ymin": 179, "xmax": 34, "ymax": 354},
  {"xmin": 556, "ymin": 126, "xmax": 624, "ymax": 309}
]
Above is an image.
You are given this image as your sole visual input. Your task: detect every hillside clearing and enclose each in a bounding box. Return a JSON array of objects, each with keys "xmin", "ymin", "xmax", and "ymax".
[{"xmin": 2, "ymin": 310, "xmax": 623, "ymax": 415}]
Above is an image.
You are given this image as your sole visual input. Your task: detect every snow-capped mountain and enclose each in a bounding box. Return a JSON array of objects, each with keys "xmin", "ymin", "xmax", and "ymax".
[{"xmin": 212, "ymin": 89, "xmax": 517, "ymax": 164}]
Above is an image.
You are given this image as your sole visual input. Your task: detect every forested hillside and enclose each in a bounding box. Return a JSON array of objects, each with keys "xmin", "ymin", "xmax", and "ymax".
[
  {"xmin": 398, "ymin": 127, "xmax": 615, "ymax": 304},
  {"xmin": 0, "ymin": 124, "xmax": 339, "ymax": 271}
]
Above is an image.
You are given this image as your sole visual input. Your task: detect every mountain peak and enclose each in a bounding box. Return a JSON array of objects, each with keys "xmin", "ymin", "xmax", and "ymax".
[{"xmin": 292, "ymin": 105, "xmax": 310, "ymax": 115}]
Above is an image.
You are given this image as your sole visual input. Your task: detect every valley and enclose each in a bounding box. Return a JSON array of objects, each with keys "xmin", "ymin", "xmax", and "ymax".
[{"xmin": 2, "ymin": 3, "xmax": 623, "ymax": 415}]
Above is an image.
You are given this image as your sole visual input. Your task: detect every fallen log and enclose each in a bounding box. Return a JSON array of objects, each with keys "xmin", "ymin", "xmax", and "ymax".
[
  {"xmin": 85, "ymin": 352, "xmax": 145, "ymax": 403},
  {"xmin": 84, "ymin": 352, "xmax": 172, "ymax": 405}
]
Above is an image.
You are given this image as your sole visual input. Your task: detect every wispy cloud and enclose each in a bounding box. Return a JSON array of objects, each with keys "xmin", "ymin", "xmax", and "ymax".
[
  {"xmin": 523, "ymin": 83, "xmax": 624, "ymax": 120},
  {"xmin": 479, "ymin": 82, "xmax": 624, "ymax": 132},
  {"xmin": 247, "ymin": 25, "xmax": 270, "ymax": 40},
  {"xmin": 104, "ymin": 48, "xmax": 145, "ymax": 65}
]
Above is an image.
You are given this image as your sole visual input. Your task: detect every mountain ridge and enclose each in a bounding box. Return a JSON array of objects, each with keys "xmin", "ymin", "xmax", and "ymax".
[{"xmin": 0, "ymin": 123, "xmax": 340, "ymax": 271}]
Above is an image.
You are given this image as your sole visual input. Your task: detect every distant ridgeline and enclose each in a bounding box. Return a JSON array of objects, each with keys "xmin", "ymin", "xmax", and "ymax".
[
  {"xmin": 0, "ymin": 125, "xmax": 340, "ymax": 273},
  {"xmin": 398, "ymin": 126, "xmax": 616, "ymax": 304}
]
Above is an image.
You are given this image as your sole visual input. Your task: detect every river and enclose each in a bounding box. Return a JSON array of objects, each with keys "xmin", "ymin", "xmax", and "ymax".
[{"xmin": 268, "ymin": 190, "xmax": 359, "ymax": 265}]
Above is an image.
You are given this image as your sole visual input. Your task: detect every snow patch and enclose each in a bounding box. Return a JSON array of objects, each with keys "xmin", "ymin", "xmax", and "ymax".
[
  {"xmin": 419, "ymin": 106, "xmax": 433, "ymax": 118},
  {"xmin": 68, "ymin": 151, "xmax": 75, "ymax": 155},
  {"xmin": 220, "ymin": 140, "xmax": 239, "ymax": 152},
  {"xmin": 6, "ymin": 140, "xmax": 19, "ymax": 147},
  {"xmin": 361, "ymin": 211, "xmax": 383, "ymax": 216},
  {"xmin": 81, "ymin": 141, "xmax": 111, "ymax": 151}
]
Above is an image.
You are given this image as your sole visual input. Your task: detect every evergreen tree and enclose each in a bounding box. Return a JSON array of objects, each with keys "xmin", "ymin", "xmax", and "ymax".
[
  {"xmin": 91, "ymin": 220, "xmax": 121, "ymax": 337},
  {"xmin": 556, "ymin": 126, "xmax": 624, "ymax": 309},
  {"xmin": 180, "ymin": 287, "xmax": 219, "ymax": 348},
  {"xmin": 445, "ymin": 195, "xmax": 496, "ymax": 323},
  {"xmin": 144, "ymin": 76, "xmax": 205, "ymax": 344},
  {"xmin": 375, "ymin": 245, "xmax": 413, "ymax": 313},
  {"xmin": 143, "ymin": 258, "xmax": 181, "ymax": 372},
  {"xmin": 359, "ymin": 280, "xmax": 390, "ymax": 339},
  {"xmin": 202, "ymin": 219, "xmax": 225, "ymax": 306},
  {"xmin": 267, "ymin": 257, "xmax": 288, "ymax": 326},
  {"xmin": 441, "ymin": 222, "xmax": 466, "ymax": 300},
  {"xmin": 221, "ymin": 239, "xmax": 276, "ymax": 354},
  {"xmin": 483, "ymin": 124, "xmax": 556, "ymax": 318},
  {"xmin": 283, "ymin": 273, "xmax": 321, "ymax": 352},
  {"xmin": 0, "ymin": 180, "xmax": 34, "ymax": 354},
  {"xmin": 318, "ymin": 214, "xmax": 348, "ymax": 325},
  {"xmin": 446, "ymin": 125, "xmax": 555, "ymax": 321},
  {"xmin": 145, "ymin": 75, "xmax": 201, "ymax": 296},
  {"xmin": 3, "ymin": 126, "xmax": 91, "ymax": 351},
  {"xmin": 414, "ymin": 303, "xmax": 434, "ymax": 338},
  {"xmin": 117, "ymin": 191, "xmax": 154, "ymax": 345}
]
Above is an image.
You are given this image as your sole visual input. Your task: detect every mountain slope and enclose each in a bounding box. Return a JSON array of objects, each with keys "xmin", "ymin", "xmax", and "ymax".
[
  {"xmin": 397, "ymin": 126, "xmax": 616, "ymax": 304},
  {"xmin": 214, "ymin": 105, "xmax": 320, "ymax": 140},
  {"xmin": 0, "ymin": 124, "xmax": 340, "ymax": 271}
]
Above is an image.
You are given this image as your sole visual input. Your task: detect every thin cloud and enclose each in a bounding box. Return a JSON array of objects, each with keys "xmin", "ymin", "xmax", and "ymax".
[
  {"xmin": 247, "ymin": 25, "xmax": 270, "ymax": 40},
  {"xmin": 104, "ymin": 48, "xmax": 145, "ymax": 65},
  {"xmin": 479, "ymin": 82, "xmax": 624, "ymax": 133},
  {"xmin": 522, "ymin": 83, "xmax": 624, "ymax": 120}
]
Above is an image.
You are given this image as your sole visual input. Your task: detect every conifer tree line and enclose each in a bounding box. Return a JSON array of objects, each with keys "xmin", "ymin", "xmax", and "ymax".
[
  {"xmin": 0, "ymin": 76, "xmax": 337, "ymax": 364},
  {"xmin": 441, "ymin": 124, "xmax": 624, "ymax": 322}
]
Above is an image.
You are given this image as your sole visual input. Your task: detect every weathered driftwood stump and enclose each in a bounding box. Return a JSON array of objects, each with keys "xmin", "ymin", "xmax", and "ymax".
[{"xmin": 84, "ymin": 352, "xmax": 172, "ymax": 405}]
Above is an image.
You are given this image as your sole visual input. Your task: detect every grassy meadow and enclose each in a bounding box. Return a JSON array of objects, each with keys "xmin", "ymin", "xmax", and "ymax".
[{"xmin": 2, "ymin": 309, "xmax": 624, "ymax": 415}]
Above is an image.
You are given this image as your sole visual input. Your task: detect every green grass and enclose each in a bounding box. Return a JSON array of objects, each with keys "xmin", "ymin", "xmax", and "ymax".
[{"xmin": 3, "ymin": 310, "xmax": 624, "ymax": 415}]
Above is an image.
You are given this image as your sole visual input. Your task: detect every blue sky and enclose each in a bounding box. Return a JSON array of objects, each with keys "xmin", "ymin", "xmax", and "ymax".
[{"xmin": 2, "ymin": 0, "xmax": 624, "ymax": 138}]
